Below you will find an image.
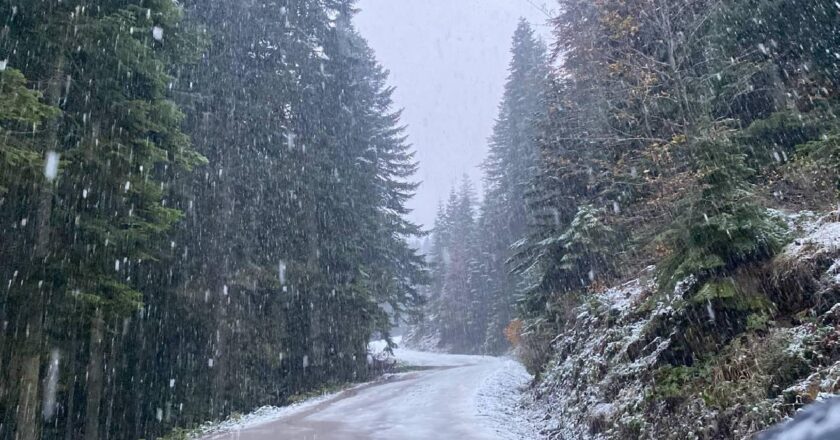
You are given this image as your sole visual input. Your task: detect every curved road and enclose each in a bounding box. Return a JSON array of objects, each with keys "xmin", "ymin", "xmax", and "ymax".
[{"xmin": 202, "ymin": 350, "xmax": 531, "ymax": 440}]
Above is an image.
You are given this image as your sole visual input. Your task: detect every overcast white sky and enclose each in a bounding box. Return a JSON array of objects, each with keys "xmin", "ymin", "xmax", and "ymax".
[{"xmin": 355, "ymin": 0, "xmax": 552, "ymax": 228}]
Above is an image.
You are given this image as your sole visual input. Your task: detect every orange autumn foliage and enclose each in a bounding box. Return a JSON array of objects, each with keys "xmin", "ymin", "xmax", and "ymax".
[{"xmin": 504, "ymin": 319, "xmax": 524, "ymax": 347}]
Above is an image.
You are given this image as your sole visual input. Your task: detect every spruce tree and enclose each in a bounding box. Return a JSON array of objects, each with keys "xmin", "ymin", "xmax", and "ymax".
[
  {"xmin": 438, "ymin": 179, "xmax": 475, "ymax": 351},
  {"xmin": 0, "ymin": 1, "xmax": 204, "ymax": 438},
  {"xmin": 477, "ymin": 20, "xmax": 549, "ymax": 353},
  {"xmin": 0, "ymin": 67, "xmax": 60, "ymax": 440},
  {"xmin": 659, "ymin": 127, "xmax": 787, "ymax": 299}
]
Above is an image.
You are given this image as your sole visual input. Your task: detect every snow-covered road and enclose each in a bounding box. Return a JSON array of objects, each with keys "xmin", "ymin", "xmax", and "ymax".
[{"xmin": 201, "ymin": 349, "xmax": 536, "ymax": 440}]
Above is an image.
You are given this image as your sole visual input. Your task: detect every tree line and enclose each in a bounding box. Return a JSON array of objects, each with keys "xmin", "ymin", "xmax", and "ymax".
[
  {"xmin": 514, "ymin": 0, "xmax": 840, "ymax": 373},
  {"xmin": 413, "ymin": 0, "xmax": 840, "ymax": 381},
  {"xmin": 0, "ymin": 1, "xmax": 425, "ymax": 439},
  {"xmin": 408, "ymin": 21, "xmax": 549, "ymax": 355}
]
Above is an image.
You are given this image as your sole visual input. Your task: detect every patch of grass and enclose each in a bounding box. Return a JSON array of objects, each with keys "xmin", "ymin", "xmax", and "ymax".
[
  {"xmin": 650, "ymin": 364, "xmax": 710, "ymax": 403},
  {"xmin": 746, "ymin": 312, "xmax": 772, "ymax": 332},
  {"xmin": 649, "ymin": 329, "xmax": 813, "ymax": 410}
]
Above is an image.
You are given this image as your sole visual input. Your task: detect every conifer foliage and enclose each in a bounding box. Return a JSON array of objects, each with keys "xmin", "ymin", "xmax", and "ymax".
[
  {"xmin": 511, "ymin": 0, "xmax": 840, "ymax": 376},
  {"xmin": 407, "ymin": 20, "xmax": 550, "ymax": 355},
  {"xmin": 0, "ymin": 1, "xmax": 425, "ymax": 438}
]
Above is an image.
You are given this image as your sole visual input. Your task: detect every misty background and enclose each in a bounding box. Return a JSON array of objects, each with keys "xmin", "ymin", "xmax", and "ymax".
[{"xmin": 355, "ymin": 0, "xmax": 551, "ymax": 228}]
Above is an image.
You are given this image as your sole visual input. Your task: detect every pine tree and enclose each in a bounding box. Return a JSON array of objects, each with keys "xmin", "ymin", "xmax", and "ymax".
[
  {"xmin": 403, "ymin": 21, "xmax": 551, "ymax": 355},
  {"xmin": 507, "ymin": 72, "xmax": 602, "ymax": 336},
  {"xmin": 174, "ymin": 0, "xmax": 305, "ymax": 417},
  {"xmin": 659, "ymin": 126, "xmax": 787, "ymax": 299},
  {"xmin": 0, "ymin": 69, "xmax": 59, "ymax": 193},
  {"xmin": 476, "ymin": 20, "xmax": 549, "ymax": 353},
  {"xmin": 438, "ymin": 178, "xmax": 476, "ymax": 351},
  {"xmin": 0, "ymin": 0, "xmax": 430, "ymax": 437},
  {"xmin": 0, "ymin": 67, "xmax": 60, "ymax": 440},
  {"xmin": 0, "ymin": 1, "xmax": 205, "ymax": 437},
  {"xmin": 714, "ymin": 0, "xmax": 840, "ymax": 105}
]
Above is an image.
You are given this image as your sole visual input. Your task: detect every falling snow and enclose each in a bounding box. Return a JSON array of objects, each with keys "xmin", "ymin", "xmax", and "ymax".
[
  {"xmin": 2, "ymin": 1, "xmax": 840, "ymax": 439},
  {"xmin": 44, "ymin": 151, "xmax": 60, "ymax": 181}
]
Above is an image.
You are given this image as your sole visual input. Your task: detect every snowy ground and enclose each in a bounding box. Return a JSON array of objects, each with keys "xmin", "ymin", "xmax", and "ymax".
[{"xmin": 197, "ymin": 344, "xmax": 539, "ymax": 440}]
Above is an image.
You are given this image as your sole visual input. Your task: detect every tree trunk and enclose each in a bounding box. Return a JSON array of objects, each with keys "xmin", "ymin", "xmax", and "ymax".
[
  {"xmin": 15, "ymin": 156, "xmax": 54, "ymax": 440},
  {"xmin": 64, "ymin": 333, "xmax": 78, "ymax": 440},
  {"xmin": 14, "ymin": 37, "xmax": 67, "ymax": 440},
  {"xmin": 15, "ymin": 332, "xmax": 41, "ymax": 440},
  {"xmin": 211, "ymin": 288, "xmax": 228, "ymax": 418},
  {"xmin": 84, "ymin": 309, "xmax": 105, "ymax": 440},
  {"xmin": 0, "ymin": 321, "xmax": 19, "ymax": 437},
  {"xmin": 15, "ymin": 143, "xmax": 54, "ymax": 440}
]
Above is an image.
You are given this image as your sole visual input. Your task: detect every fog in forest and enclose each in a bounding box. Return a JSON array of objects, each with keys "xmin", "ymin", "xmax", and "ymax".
[{"xmin": 356, "ymin": 0, "xmax": 550, "ymax": 227}]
